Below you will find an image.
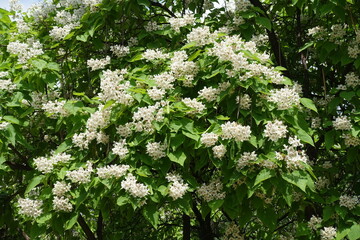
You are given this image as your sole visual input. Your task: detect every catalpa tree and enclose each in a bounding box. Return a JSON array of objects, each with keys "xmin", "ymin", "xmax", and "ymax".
[{"xmin": 0, "ymin": 0, "xmax": 359, "ymax": 239}]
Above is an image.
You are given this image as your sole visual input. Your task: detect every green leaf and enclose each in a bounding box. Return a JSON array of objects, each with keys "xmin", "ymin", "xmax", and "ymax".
[
  {"xmin": 64, "ymin": 213, "xmax": 78, "ymax": 230},
  {"xmin": 281, "ymin": 171, "xmax": 308, "ymax": 192},
  {"xmin": 208, "ymin": 199, "xmax": 224, "ymax": 211},
  {"xmin": 3, "ymin": 116, "xmax": 21, "ymax": 125},
  {"xmin": 296, "ymin": 129, "xmax": 314, "ymax": 146},
  {"xmin": 325, "ymin": 130, "xmax": 335, "ymax": 150},
  {"xmin": 348, "ymin": 224, "xmax": 360, "ymax": 240},
  {"xmin": 181, "ymin": 41, "xmax": 197, "ymax": 50},
  {"xmin": 300, "ymin": 98, "xmax": 318, "ymax": 113},
  {"xmin": 257, "ymin": 208, "xmax": 276, "ymax": 231},
  {"xmin": 255, "ymin": 17, "xmax": 272, "ymax": 30},
  {"xmin": 137, "ymin": 0, "xmax": 150, "ymax": 6},
  {"xmin": 116, "ymin": 196, "xmax": 129, "ymax": 206},
  {"xmin": 143, "ymin": 205, "xmax": 159, "ymax": 228},
  {"xmin": 167, "ymin": 150, "xmax": 186, "ymax": 166},
  {"xmin": 129, "ymin": 53, "xmax": 143, "ymax": 62},
  {"xmin": 25, "ymin": 175, "xmax": 45, "ymax": 194},
  {"xmin": 254, "ymin": 169, "xmax": 275, "ymax": 186},
  {"xmin": 32, "ymin": 59, "xmax": 47, "ymax": 71},
  {"xmin": 298, "ymin": 42, "xmax": 314, "ymax": 52}
]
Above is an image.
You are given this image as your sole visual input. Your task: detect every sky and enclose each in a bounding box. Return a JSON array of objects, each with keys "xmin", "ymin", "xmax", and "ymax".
[{"xmin": 0, "ymin": 0, "xmax": 41, "ymax": 10}]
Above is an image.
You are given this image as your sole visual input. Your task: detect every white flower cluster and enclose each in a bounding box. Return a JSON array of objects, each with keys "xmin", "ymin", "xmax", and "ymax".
[
  {"xmin": 0, "ymin": 117, "xmax": 10, "ymax": 130},
  {"xmin": 52, "ymin": 181, "xmax": 71, "ymax": 197},
  {"xmin": 0, "ymin": 79, "xmax": 16, "ymax": 91},
  {"xmin": 34, "ymin": 152, "xmax": 72, "ymax": 174},
  {"xmin": 132, "ymin": 102, "xmax": 165, "ymax": 133},
  {"xmin": 146, "ymin": 141, "xmax": 167, "ymax": 160},
  {"xmin": 333, "ymin": 116, "xmax": 352, "ymax": 131},
  {"xmin": 345, "ymin": 72, "xmax": 360, "ymax": 88},
  {"xmin": 339, "ymin": 194, "xmax": 359, "ymax": 210},
  {"xmin": 97, "ymin": 164, "xmax": 130, "ymax": 179},
  {"xmin": 182, "ymin": 98, "xmax": 206, "ymax": 115},
  {"xmin": 170, "ymin": 51, "xmax": 199, "ymax": 85},
  {"xmin": 223, "ymin": 222, "xmax": 244, "ymax": 240},
  {"xmin": 187, "ymin": 26, "xmax": 214, "ymax": 46},
  {"xmin": 117, "ymin": 123, "xmax": 133, "ymax": 138},
  {"xmin": 83, "ymin": 0, "xmax": 102, "ymax": 10},
  {"xmin": 121, "ymin": 173, "xmax": 150, "ymax": 198},
  {"xmin": 110, "ymin": 45, "xmax": 130, "ymax": 57},
  {"xmin": 10, "ymin": 0, "xmax": 23, "ymax": 12},
  {"xmin": 197, "ymin": 178, "xmax": 226, "ymax": 202},
  {"xmin": 235, "ymin": 0, "xmax": 253, "ymax": 12},
  {"xmin": 7, "ymin": 39, "xmax": 44, "ymax": 64},
  {"xmin": 342, "ymin": 134, "xmax": 360, "ymax": 147},
  {"xmin": 112, "ymin": 140, "xmax": 129, "ymax": 159},
  {"xmin": 148, "ymin": 87, "xmax": 166, "ymax": 100},
  {"xmin": 236, "ymin": 94, "xmax": 251, "ymax": 109},
  {"xmin": 145, "ymin": 21, "xmax": 160, "ymax": 32},
  {"xmin": 42, "ymin": 100, "xmax": 69, "ymax": 118},
  {"xmin": 236, "ymin": 151, "xmax": 257, "ymax": 170},
  {"xmin": 330, "ymin": 24, "xmax": 347, "ymax": 44},
  {"xmin": 268, "ymin": 86, "xmax": 300, "ymax": 110},
  {"xmin": 53, "ymin": 196, "xmax": 73, "ymax": 212},
  {"xmin": 221, "ymin": 121, "xmax": 251, "ymax": 142},
  {"xmin": 311, "ymin": 117, "xmax": 321, "ymax": 129},
  {"xmin": 212, "ymin": 144, "xmax": 227, "ymax": 159},
  {"xmin": 315, "ymin": 176, "xmax": 330, "ymax": 190},
  {"xmin": 166, "ymin": 173, "xmax": 188, "ymax": 200},
  {"xmin": 87, "ymin": 56, "xmax": 111, "ymax": 71},
  {"xmin": 308, "ymin": 215, "xmax": 322, "ymax": 230},
  {"xmin": 200, "ymin": 133, "xmax": 218, "ymax": 147},
  {"xmin": 169, "ymin": 14, "xmax": 195, "ymax": 32},
  {"xmin": 143, "ymin": 49, "xmax": 170, "ymax": 61},
  {"xmin": 320, "ymin": 227, "xmax": 336, "ymax": 240},
  {"xmin": 154, "ymin": 72, "xmax": 176, "ymax": 90},
  {"xmin": 198, "ymin": 86, "xmax": 219, "ymax": 102},
  {"xmin": 283, "ymin": 136, "xmax": 308, "ymax": 169},
  {"xmin": 73, "ymin": 106, "xmax": 111, "ymax": 149},
  {"xmin": 66, "ymin": 161, "xmax": 93, "ymax": 184},
  {"xmin": 264, "ymin": 120, "xmax": 287, "ymax": 142},
  {"xmin": 18, "ymin": 198, "xmax": 43, "ymax": 218},
  {"xmin": 99, "ymin": 69, "xmax": 133, "ymax": 105},
  {"xmin": 49, "ymin": 24, "xmax": 77, "ymax": 40}
]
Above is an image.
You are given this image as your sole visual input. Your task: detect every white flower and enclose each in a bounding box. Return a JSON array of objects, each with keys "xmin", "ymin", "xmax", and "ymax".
[
  {"xmin": 197, "ymin": 178, "xmax": 225, "ymax": 202},
  {"xmin": 212, "ymin": 144, "xmax": 227, "ymax": 159},
  {"xmin": 169, "ymin": 13, "xmax": 195, "ymax": 32},
  {"xmin": 146, "ymin": 142, "xmax": 167, "ymax": 159},
  {"xmin": 339, "ymin": 195, "xmax": 359, "ymax": 210},
  {"xmin": 320, "ymin": 227, "xmax": 336, "ymax": 240},
  {"xmin": 142, "ymin": 49, "xmax": 169, "ymax": 61},
  {"xmin": 166, "ymin": 173, "xmax": 188, "ymax": 200},
  {"xmin": 52, "ymin": 181, "xmax": 71, "ymax": 197},
  {"xmin": 221, "ymin": 121, "xmax": 251, "ymax": 142},
  {"xmin": 148, "ymin": 87, "xmax": 166, "ymax": 100},
  {"xmin": 87, "ymin": 56, "xmax": 111, "ymax": 71},
  {"xmin": 187, "ymin": 26, "xmax": 214, "ymax": 46},
  {"xmin": 66, "ymin": 161, "xmax": 93, "ymax": 184},
  {"xmin": 110, "ymin": 45, "xmax": 130, "ymax": 57},
  {"xmin": 264, "ymin": 120, "xmax": 287, "ymax": 141},
  {"xmin": 34, "ymin": 156, "xmax": 54, "ymax": 174},
  {"xmin": 308, "ymin": 215, "xmax": 322, "ymax": 230},
  {"xmin": 200, "ymin": 133, "xmax": 218, "ymax": 147},
  {"xmin": 112, "ymin": 140, "xmax": 129, "ymax": 159},
  {"xmin": 18, "ymin": 198, "xmax": 43, "ymax": 218},
  {"xmin": 333, "ymin": 116, "xmax": 352, "ymax": 130},
  {"xmin": 182, "ymin": 98, "xmax": 206, "ymax": 114},
  {"xmin": 236, "ymin": 94, "xmax": 251, "ymax": 109},
  {"xmin": 345, "ymin": 72, "xmax": 360, "ymax": 88},
  {"xmin": 198, "ymin": 86, "xmax": 219, "ymax": 102},
  {"xmin": 97, "ymin": 164, "xmax": 130, "ymax": 179},
  {"xmin": 268, "ymin": 86, "xmax": 300, "ymax": 110},
  {"xmin": 236, "ymin": 151, "xmax": 257, "ymax": 170},
  {"xmin": 53, "ymin": 196, "xmax": 73, "ymax": 212},
  {"xmin": 121, "ymin": 173, "xmax": 150, "ymax": 198}
]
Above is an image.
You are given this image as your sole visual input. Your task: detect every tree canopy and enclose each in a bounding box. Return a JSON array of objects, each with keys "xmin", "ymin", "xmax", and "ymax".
[{"xmin": 0, "ymin": 0, "xmax": 359, "ymax": 239}]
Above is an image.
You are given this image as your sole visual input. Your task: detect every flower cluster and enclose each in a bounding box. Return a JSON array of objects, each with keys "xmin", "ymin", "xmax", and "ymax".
[
  {"xmin": 53, "ymin": 196, "xmax": 73, "ymax": 212},
  {"xmin": 66, "ymin": 161, "xmax": 93, "ymax": 184},
  {"xmin": 187, "ymin": 26, "xmax": 214, "ymax": 46},
  {"xmin": 169, "ymin": 14, "xmax": 195, "ymax": 32},
  {"xmin": 97, "ymin": 164, "xmax": 130, "ymax": 179},
  {"xmin": 268, "ymin": 86, "xmax": 300, "ymax": 110},
  {"xmin": 121, "ymin": 173, "xmax": 150, "ymax": 198},
  {"xmin": 112, "ymin": 140, "xmax": 129, "ymax": 159},
  {"xmin": 182, "ymin": 98, "xmax": 206, "ymax": 115},
  {"xmin": 223, "ymin": 222, "xmax": 244, "ymax": 240},
  {"xmin": 146, "ymin": 141, "xmax": 167, "ymax": 160},
  {"xmin": 110, "ymin": 45, "xmax": 130, "ymax": 57},
  {"xmin": 34, "ymin": 152, "xmax": 72, "ymax": 174},
  {"xmin": 142, "ymin": 49, "xmax": 170, "ymax": 61},
  {"xmin": 42, "ymin": 100, "xmax": 69, "ymax": 118},
  {"xmin": 166, "ymin": 173, "xmax": 189, "ymax": 200},
  {"xmin": 236, "ymin": 151, "xmax": 257, "ymax": 170},
  {"xmin": 320, "ymin": 227, "xmax": 336, "ymax": 240},
  {"xmin": 170, "ymin": 51, "xmax": 198, "ymax": 85},
  {"xmin": 200, "ymin": 133, "xmax": 218, "ymax": 147},
  {"xmin": 264, "ymin": 120, "xmax": 287, "ymax": 142},
  {"xmin": 333, "ymin": 116, "xmax": 352, "ymax": 131},
  {"xmin": 212, "ymin": 144, "xmax": 227, "ymax": 159},
  {"xmin": 342, "ymin": 134, "xmax": 360, "ymax": 147},
  {"xmin": 52, "ymin": 181, "xmax": 71, "ymax": 197},
  {"xmin": 345, "ymin": 72, "xmax": 360, "ymax": 88},
  {"xmin": 280, "ymin": 136, "xmax": 308, "ymax": 169},
  {"xmin": 132, "ymin": 102, "xmax": 165, "ymax": 133},
  {"xmin": 7, "ymin": 39, "xmax": 44, "ymax": 64},
  {"xmin": 308, "ymin": 215, "xmax": 322, "ymax": 230},
  {"xmin": 197, "ymin": 178, "xmax": 226, "ymax": 202},
  {"xmin": 221, "ymin": 121, "xmax": 251, "ymax": 142},
  {"xmin": 236, "ymin": 94, "xmax": 251, "ymax": 109},
  {"xmin": 87, "ymin": 56, "xmax": 111, "ymax": 71},
  {"xmin": 339, "ymin": 194, "xmax": 359, "ymax": 210},
  {"xmin": 18, "ymin": 198, "xmax": 43, "ymax": 218}
]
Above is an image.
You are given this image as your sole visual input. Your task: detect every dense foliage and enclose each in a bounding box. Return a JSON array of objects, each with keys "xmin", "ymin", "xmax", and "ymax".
[{"xmin": 0, "ymin": 0, "xmax": 359, "ymax": 239}]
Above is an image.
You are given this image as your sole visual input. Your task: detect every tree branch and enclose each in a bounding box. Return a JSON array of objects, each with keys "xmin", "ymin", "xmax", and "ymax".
[
  {"xmin": 97, "ymin": 211, "xmax": 103, "ymax": 240},
  {"xmin": 149, "ymin": 1, "xmax": 176, "ymax": 18},
  {"xmin": 78, "ymin": 214, "xmax": 96, "ymax": 240}
]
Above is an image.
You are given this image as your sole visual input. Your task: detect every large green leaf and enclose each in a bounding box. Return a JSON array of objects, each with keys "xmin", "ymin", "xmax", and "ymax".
[{"xmin": 25, "ymin": 175, "xmax": 45, "ymax": 194}]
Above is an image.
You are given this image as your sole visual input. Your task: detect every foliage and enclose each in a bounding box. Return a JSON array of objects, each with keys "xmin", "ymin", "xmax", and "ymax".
[{"xmin": 0, "ymin": 0, "xmax": 359, "ymax": 239}]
